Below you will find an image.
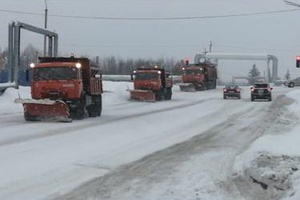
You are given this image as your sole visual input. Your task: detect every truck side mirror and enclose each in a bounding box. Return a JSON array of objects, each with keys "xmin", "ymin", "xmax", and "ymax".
[{"xmin": 26, "ymin": 69, "xmax": 30, "ymax": 81}]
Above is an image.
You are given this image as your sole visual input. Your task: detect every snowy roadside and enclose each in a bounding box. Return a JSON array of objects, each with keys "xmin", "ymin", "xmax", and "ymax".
[
  {"xmin": 232, "ymin": 90, "xmax": 300, "ymax": 200},
  {"xmin": 2, "ymin": 82, "xmax": 300, "ymax": 200},
  {"xmin": 55, "ymin": 87, "xmax": 300, "ymax": 200}
]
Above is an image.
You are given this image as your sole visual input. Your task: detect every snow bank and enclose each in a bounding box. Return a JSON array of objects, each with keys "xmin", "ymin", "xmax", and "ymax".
[{"xmin": 233, "ymin": 89, "xmax": 300, "ymax": 200}]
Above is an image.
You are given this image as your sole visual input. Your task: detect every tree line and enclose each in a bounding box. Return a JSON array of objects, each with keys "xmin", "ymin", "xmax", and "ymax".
[
  {"xmin": 0, "ymin": 44, "xmax": 184, "ymax": 76},
  {"xmin": 0, "ymin": 44, "xmax": 290, "ymax": 85}
]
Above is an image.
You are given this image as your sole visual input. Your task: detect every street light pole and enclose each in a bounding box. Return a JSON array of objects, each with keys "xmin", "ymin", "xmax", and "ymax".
[{"xmin": 43, "ymin": 0, "xmax": 48, "ymax": 56}]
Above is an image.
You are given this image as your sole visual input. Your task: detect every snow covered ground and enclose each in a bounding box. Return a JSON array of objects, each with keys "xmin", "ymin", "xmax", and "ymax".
[{"xmin": 1, "ymin": 81, "xmax": 300, "ymax": 200}]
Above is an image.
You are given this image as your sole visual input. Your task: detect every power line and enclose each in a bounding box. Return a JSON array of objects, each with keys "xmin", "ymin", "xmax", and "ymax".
[
  {"xmin": 284, "ymin": 0, "xmax": 300, "ymax": 7},
  {"xmin": 0, "ymin": 8, "xmax": 299, "ymax": 21}
]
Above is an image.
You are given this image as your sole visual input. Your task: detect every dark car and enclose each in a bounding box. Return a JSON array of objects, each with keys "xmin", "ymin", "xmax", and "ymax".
[
  {"xmin": 250, "ymin": 83, "xmax": 272, "ymax": 101},
  {"xmin": 223, "ymin": 85, "xmax": 241, "ymax": 99}
]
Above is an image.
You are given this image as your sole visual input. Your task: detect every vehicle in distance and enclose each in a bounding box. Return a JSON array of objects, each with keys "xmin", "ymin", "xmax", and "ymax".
[
  {"xmin": 283, "ymin": 77, "xmax": 300, "ymax": 88},
  {"xmin": 223, "ymin": 85, "xmax": 241, "ymax": 99},
  {"xmin": 129, "ymin": 67, "xmax": 173, "ymax": 101},
  {"xmin": 178, "ymin": 60, "xmax": 217, "ymax": 92},
  {"xmin": 250, "ymin": 83, "xmax": 272, "ymax": 101}
]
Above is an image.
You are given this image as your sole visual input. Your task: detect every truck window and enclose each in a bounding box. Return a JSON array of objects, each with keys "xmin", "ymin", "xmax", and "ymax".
[
  {"xmin": 184, "ymin": 69, "xmax": 203, "ymax": 75},
  {"xmin": 135, "ymin": 73, "xmax": 159, "ymax": 80},
  {"xmin": 34, "ymin": 67, "xmax": 78, "ymax": 81}
]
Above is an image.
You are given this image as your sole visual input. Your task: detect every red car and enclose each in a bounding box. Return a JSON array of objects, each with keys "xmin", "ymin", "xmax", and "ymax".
[{"xmin": 223, "ymin": 85, "xmax": 241, "ymax": 99}]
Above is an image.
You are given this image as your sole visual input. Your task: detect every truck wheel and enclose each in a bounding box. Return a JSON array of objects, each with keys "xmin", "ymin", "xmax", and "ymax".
[
  {"xmin": 155, "ymin": 93, "xmax": 162, "ymax": 101},
  {"xmin": 179, "ymin": 85, "xmax": 184, "ymax": 91},
  {"xmin": 202, "ymin": 84, "xmax": 207, "ymax": 90},
  {"xmin": 88, "ymin": 95, "xmax": 102, "ymax": 117},
  {"xmin": 76, "ymin": 104, "xmax": 85, "ymax": 119},
  {"xmin": 24, "ymin": 113, "xmax": 38, "ymax": 121},
  {"xmin": 164, "ymin": 88, "xmax": 172, "ymax": 100},
  {"xmin": 74, "ymin": 94, "xmax": 86, "ymax": 120},
  {"xmin": 195, "ymin": 86, "xmax": 202, "ymax": 91},
  {"xmin": 251, "ymin": 95, "xmax": 255, "ymax": 101},
  {"xmin": 155, "ymin": 89, "xmax": 164, "ymax": 101}
]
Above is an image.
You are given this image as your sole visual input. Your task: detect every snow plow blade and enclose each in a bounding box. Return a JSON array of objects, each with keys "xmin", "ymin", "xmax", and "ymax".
[
  {"xmin": 129, "ymin": 90, "xmax": 155, "ymax": 102},
  {"xmin": 178, "ymin": 83, "xmax": 196, "ymax": 92},
  {"xmin": 15, "ymin": 99, "xmax": 71, "ymax": 122}
]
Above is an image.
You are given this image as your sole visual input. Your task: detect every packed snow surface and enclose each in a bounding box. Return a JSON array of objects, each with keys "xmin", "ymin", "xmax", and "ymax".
[{"xmin": 0, "ymin": 81, "xmax": 300, "ymax": 200}]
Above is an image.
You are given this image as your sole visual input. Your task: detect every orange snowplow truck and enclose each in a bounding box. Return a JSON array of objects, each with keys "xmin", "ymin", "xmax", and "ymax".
[
  {"xmin": 15, "ymin": 56, "xmax": 103, "ymax": 122},
  {"xmin": 179, "ymin": 60, "xmax": 217, "ymax": 92},
  {"xmin": 129, "ymin": 67, "xmax": 172, "ymax": 101}
]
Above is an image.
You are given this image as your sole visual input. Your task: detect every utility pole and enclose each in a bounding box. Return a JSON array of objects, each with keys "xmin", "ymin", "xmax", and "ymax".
[
  {"xmin": 43, "ymin": 0, "xmax": 48, "ymax": 56},
  {"xmin": 209, "ymin": 41, "xmax": 213, "ymax": 52}
]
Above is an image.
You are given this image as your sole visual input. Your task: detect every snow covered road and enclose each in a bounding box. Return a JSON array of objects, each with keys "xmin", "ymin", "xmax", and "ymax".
[{"xmin": 0, "ymin": 82, "xmax": 296, "ymax": 199}]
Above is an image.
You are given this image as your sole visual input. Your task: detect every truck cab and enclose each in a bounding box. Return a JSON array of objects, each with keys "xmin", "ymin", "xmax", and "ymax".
[
  {"xmin": 179, "ymin": 61, "xmax": 217, "ymax": 91},
  {"xmin": 130, "ymin": 67, "xmax": 172, "ymax": 101},
  {"xmin": 20, "ymin": 56, "xmax": 103, "ymax": 121}
]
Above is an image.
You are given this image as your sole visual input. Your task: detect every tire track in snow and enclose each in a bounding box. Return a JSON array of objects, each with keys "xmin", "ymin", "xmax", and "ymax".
[
  {"xmin": 56, "ymin": 101, "xmax": 270, "ymax": 200},
  {"xmin": 57, "ymin": 95, "xmax": 292, "ymax": 200},
  {"xmin": 0, "ymin": 98, "xmax": 215, "ymax": 147}
]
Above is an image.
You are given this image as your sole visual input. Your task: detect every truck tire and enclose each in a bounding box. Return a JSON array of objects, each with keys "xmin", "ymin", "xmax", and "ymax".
[
  {"xmin": 195, "ymin": 85, "xmax": 202, "ymax": 91},
  {"xmin": 72, "ymin": 94, "xmax": 86, "ymax": 120},
  {"xmin": 88, "ymin": 95, "xmax": 102, "ymax": 117},
  {"xmin": 155, "ymin": 89, "xmax": 164, "ymax": 101},
  {"xmin": 24, "ymin": 113, "xmax": 38, "ymax": 121},
  {"xmin": 202, "ymin": 83, "xmax": 207, "ymax": 90},
  {"xmin": 164, "ymin": 88, "xmax": 172, "ymax": 100},
  {"xmin": 76, "ymin": 104, "xmax": 85, "ymax": 119}
]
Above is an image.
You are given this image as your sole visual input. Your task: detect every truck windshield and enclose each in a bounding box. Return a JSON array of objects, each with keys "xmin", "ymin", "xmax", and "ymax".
[
  {"xmin": 184, "ymin": 69, "xmax": 203, "ymax": 75},
  {"xmin": 33, "ymin": 67, "xmax": 78, "ymax": 81},
  {"xmin": 135, "ymin": 73, "xmax": 159, "ymax": 80}
]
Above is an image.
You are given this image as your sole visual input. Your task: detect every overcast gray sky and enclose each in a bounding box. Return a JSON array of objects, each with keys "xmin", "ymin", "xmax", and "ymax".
[{"xmin": 0, "ymin": 0, "xmax": 300, "ymax": 81}]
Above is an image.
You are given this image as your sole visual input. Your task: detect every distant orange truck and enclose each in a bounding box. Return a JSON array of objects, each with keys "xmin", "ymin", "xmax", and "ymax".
[{"xmin": 129, "ymin": 67, "xmax": 173, "ymax": 101}]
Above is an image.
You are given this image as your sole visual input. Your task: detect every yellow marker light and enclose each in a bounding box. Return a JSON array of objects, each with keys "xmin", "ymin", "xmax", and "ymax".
[
  {"xmin": 75, "ymin": 63, "xmax": 81, "ymax": 69},
  {"xmin": 29, "ymin": 63, "xmax": 35, "ymax": 68}
]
